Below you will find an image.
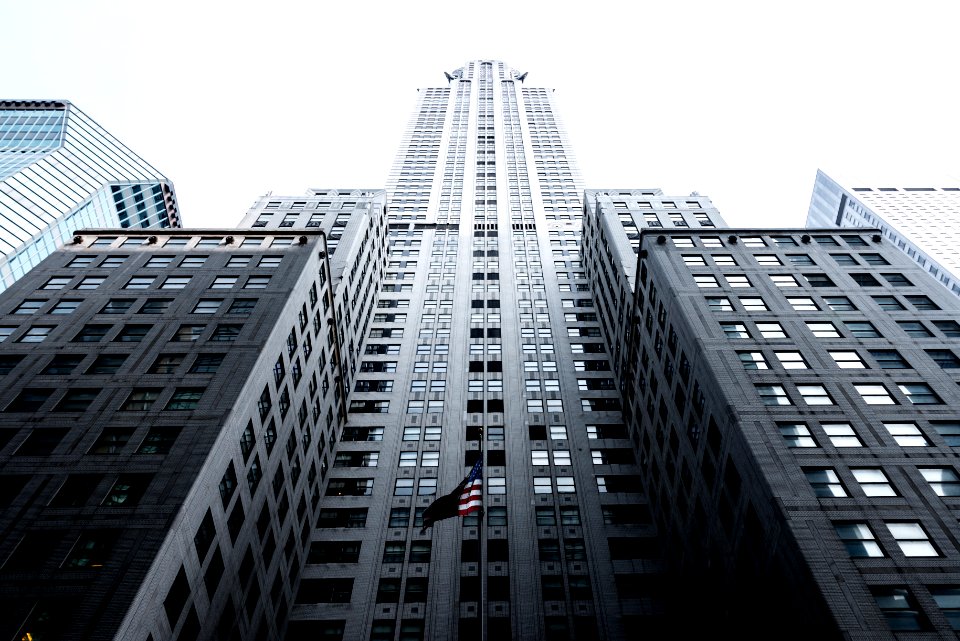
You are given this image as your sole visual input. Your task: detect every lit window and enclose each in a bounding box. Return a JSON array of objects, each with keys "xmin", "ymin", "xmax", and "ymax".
[
  {"xmin": 757, "ymin": 384, "xmax": 790, "ymax": 405},
  {"xmin": 757, "ymin": 322, "xmax": 786, "ymax": 338},
  {"xmin": 855, "ymin": 384, "xmax": 896, "ymax": 405},
  {"xmin": 898, "ymin": 383, "xmax": 942, "ymax": 404},
  {"xmin": 14, "ymin": 300, "xmax": 45, "ymax": 314},
  {"xmin": 829, "ymin": 351, "xmax": 866, "ymax": 369},
  {"xmin": 770, "ymin": 275, "xmax": 799, "ymax": 288},
  {"xmin": 754, "ymin": 255, "xmax": 781, "ymax": 266},
  {"xmin": 775, "ymin": 351, "xmax": 808, "ymax": 369},
  {"xmin": 488, "ymin": 477, "xmax": 506, "ymax": 494},
  {"xmin": 124, "ymin": 276, "xmax": 154, "ymax": 290},
  {"xmin": 192, "ymin": 299, "xmax": 222, "ymax": 314},
  {"xmin": 556, "ymin": 477, "xmax": 576, "ymax": 493},
  {"xmin": 75, "ymin": 277, "xmax": 106, "ymax": 290},
  {"xmin": 852, "ymin": 469, "xmax": 897, "ymax": 496},
  {"xmin": 919, "ymin": 468, "xmax": 960, "ymax": 497},
  {"xmin": 533, "ymin": 477, "xmax": 552, "ymax": 493},
  {"xmin": 211, "ymin": 276, "xmax": 238, "ymax": 289},
  {"xmin": 720, "ymin": 323, "xmax": 749, "ymax": 338},
  {"xmin": 682, "ymin": 255, "xmax": 706, "ymax": 266},
  {"xmin": 725, "ymin": 274, "xmax": 751, "ymax": 288},
  {"xmin": 49, "ymin": 300, "xmax": 81, "ymax": 314},
  {"xmin": 884, "ymin": 422, "xmax": 930, "ymax": 447},
  {"xmin": 706, "ymin": 297, "xmax": 733, "ymax": 311},
  {"xmin": 887, "ymin": 522, "xmax": 938, "ymax": 557},
  {"xmin": 806, "ymin": 322, "xmax": 840, "ymax": 338},
  {"xmin": 694, "ymin": 275, "xmax": 719, "ymax": 288},
  {"xmin": 786, "ymin": 297, "xmax": 819, "ymax": 311},
  {"xmin": 798, "ymin": 384, "xmax": 833, "ymax": 405},
  {"xmin": 738, "ymin": 352, "xmax": 768, "ymax": 370},
  {"xmin": 739, "ymin": 297, "xmax": 767, "ymax": 311},
  {"xmin": 244, "ymin": 276, "xmax": 271, "ymax": 289},
  {"xmin": 19, "ymin": 326, "xmax": 53, "ymax": 343},
  {"xmin": 823, "ymin": 423, "xmax": 862, "ymax": 447}
]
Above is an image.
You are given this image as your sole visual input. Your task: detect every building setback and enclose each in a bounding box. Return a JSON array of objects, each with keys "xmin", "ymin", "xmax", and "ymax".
[
  {"xmin": 0, "ymin": 100, "xmax": 181, "ymax": 292},
  {"xmin": 3, "ymin": 60, "xmax": 960, "ymax": 641}
]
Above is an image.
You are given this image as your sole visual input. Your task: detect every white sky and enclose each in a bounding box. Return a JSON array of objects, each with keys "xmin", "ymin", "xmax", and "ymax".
[{"xmin": 4, "ymin": 0, "xmax": 958, "ymax": 229}]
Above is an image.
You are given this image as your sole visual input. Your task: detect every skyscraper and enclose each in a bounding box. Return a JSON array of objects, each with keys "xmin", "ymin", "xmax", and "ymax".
[
  {"xmin": 807, "ymin": 169, "xmax": 960, "ymax": 297},
  {"xmin": 3, "ymin": 60, "xmax": 960, "ymax": 641},
  {"xmin": 0, "ymin": 100, "xmax": 181, "ymax": 292}
]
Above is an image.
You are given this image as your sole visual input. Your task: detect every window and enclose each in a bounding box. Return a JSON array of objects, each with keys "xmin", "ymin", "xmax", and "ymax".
[
  {"xmin": 259, "ymin": 256, "xmax": 282, "ymax": 268},
  {"xmin": 488, "ymin": 477, "xmax": 506, "ymax": 494},
  {"xmin": 872, "ymin": 295, "xmax": 905, "ymax": 311},
  {"xmin": 192, "ymin": 299, "xmax": 222, "ymax": 314},
  {"xmin": 739, "ymin": 297, "xmax": 767, "ymax": 311},
  {"xmin": 14, "ymin": 299, "xmax": 45, "ymax": 314},
  {"xmin": 933, "ymin": 422, "xmax": 960, "ymax": 447},
  {"xmin": 115, "ymin": 324, "xmax": 151, "ymax": 343},
  {"xmin": 834, "ymin": 523, "xmax": 883, "ymax": 557},
  {"xmin": 228, "ymin": 299, "xmax": 256, "ymax": 315},
  {"xmin": 852, "ymin": 469, "xmax": 896, "ymax": 496},
  {"xmin": 150, "ymin": 354, "xmax": 184, "ymax": 374},
  {"xmin": 770, "ymin": 275, "xmax": 799, "ymax": 288},
  {"xmin": 920, "ymin": 468, "xmax": 960, "ymax": 497},
  {"xmin": 694, "ymin": 275, "xmax": 719, "ymax": 288},
  {"xmin": 49, "ymin": 299, "xmax": 81, "ymax": 314},
  {"xmin": 54, "ymin": 389, "xmax": 99, "ymax": 412},
  {"xmin": 882, "ymin": 273, "xmax": 913, "ymax": 287},
  {"xmin": 682, "ymin": 255, "xmax": 706, "ymax": 266},
  {"xmin": 121, "ymin": 388, "xmax": 161, "ymax": 411},
  {"xmin": 927, "ymin": 349, "xmax": 960, "ymax": 369},
  {"xmin": 164, "ymin": 388, "xmax": 204, "ymax": 410},
  {"xmin": 756, "ymin": 322, "xmax": 786, "ymax": 338},
  {"xmin": 887, "ymin": 522, "xmax": 938, "ymax": 557},
  {"xmin": 898, "ymin": 383, "xmax": 941, "ymax": 404},
  {"xmin": 806, "ymin": 321, "xmax": 839, "ymax": 338},
  {"xmin": 160, "ymin": 276, "xmax": 191, "ymax": 289},
  {"xmin": 850, "ymin": 273, "xmax": 881, "ymax": 287},
  {"xmin": 906, "ymin": 295, "xmax": 939, "ymax": 310},
  {"xmin": 140, "ymin": 298, "xmax": 173, "ymax": 314},
  {"xmin": 930, "ymin": 587, "xmax": 960, "ymax": 631},
  {"xmin": 556, "ymin": 477, "xmax": 576, "ymax": 493},
  {"xmin": 831, "ymin": 253, "xmax": 858, "ymax": 266},
  {"xmin": 706, "ymin": 297, "xmax": 732, "ymax": 311},
  {"xmin": 725, "ymin": 274, "xmax": 750, "ymax": 288},
  {"xmin": 934, "ymin": 320, "xmax": 960, "ymax": 337},
  {"xmin": 804, "ymin": 273, "xmax": 835, "ymax": 287},
  {"xmin": 41, "ymin": 277, "xmax": 71, "ymax": 290},
  {"xmin": 823, "ymin": 423, "xmax": 862, "ymax": 447},
  {"xmin": 754, "ymin": 254, "xmax": 781, "ymax": 266},
  {"xmin": 805, "ymin": 468, "xmax": 846, "ymax": 497},
  {"xmin": 775, "ymin": 351, "xmax": 808, "ymax": 369},
  {"xmin": 757, "ymin": 384, "xmax": 790, "ymax": 405},
  {"xmin": 738, "ymin": 352, "xmax": 768, "ymax": 370},
  {"xmin": 172, "ymin": 325, "xmax": 205, "ymax": 342},
  {"xmin": 824, "ymin": 296, "xmax": 856, "ymax": 311},
  {"xmin": 211, "ymin": 324, "xmax": 242, "ymax": 342},
  {"xmin": 394, "ymin": 479, "xmax": 413, "ymax": 496},
  {"xmin": 798, "ymin": 384, "xmax": 833, "ymax": 405},
  {"xmin": 898, "ymin": 321, "xmax": 933, "ymax": 338},
  {"xmin": 19, "ymin": 326, "xmax": 53, "ymax": 342},
  {"xmin": 245, "ymin": 276, "xmax": 271, "ymax": 289},
  {"xmin": 227, "ymin": 255, "xmax": 252, "ymax": 267},
  {"xmin": 855, "ymin": 384, "xmax": 895, "ymax": 405},
  {"xmin": 884, "ymin": 422, "xmax": 930, "ymax": 447},
  {"xmin": 720, "ymin": 323, "xmax": 749, "ymax": 338},
  {"xmin": 67, "ymin": 256, "xmax": 95, "ymax": 267},
  {"xmin": 872, "ymin": 587, "xmax": 927, "ymax": 631},
  {"xmin": 72, "ymin": 324, "xmax": 109, "ymax": 342},
  {"xmin": 869, "ymin": 350, "xmax": 909, "ymax": 369},
  {"xmin": 845, "ymin": 321, "xmax": 880, "ymax": 338},
  {"xmin": 787, "ymin": 254, "xmax": 815, "ymax": 266},
  {"xmin": 100, "ymin": 299, "xmax": 134, "ymax": 314},
  {"xmin": 75, "ymin": 276, "xmax": 106, "ymax": 290}
]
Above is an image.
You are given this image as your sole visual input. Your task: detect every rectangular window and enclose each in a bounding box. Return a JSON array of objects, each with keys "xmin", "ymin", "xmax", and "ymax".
[
  {"xmin": 738, "ymin": 352, "xmax": 768, "ymax": 370},
  {"xmin": 869, "ymin": 350, "xmax": 909, "ymax": 369},
  {"xmin": 798, "ymin": 384, "xmax": 833, "ymax": 405},
  {"xmin": 756, "ymin": 322, "xmax": 786, "ymax": 338},
  {"xmin": 852, "ymin": 468, "xmax": 896, "ymax": 496},
  {"xmin": 834, "ymin": 523, "xmax": 883, "ymax": 557},
  {"xmin": 823, "ymin": 423, "xmax": 862, "ymax": 447},
  {"xmin": 884, "ymin": 422, "xmax": 930, "ymax": 446},
  {"xmin": 757, "ymin": 384, "xmax": 790, "ymax": 405},
  {"xmin": 919, "ymin": 468, "xmax": 960, "ymax": 497},
  {"xmin": 887, "ymin": 522, "xmax": 938, "ymax": 557},
  {"xmin": 898, "ymin": 383, "xmax": 942, "ymax": 404},
  {"xmin": 845, "ymin": 321, "xmax": 880, "ymax": 338},
  {"xmin": 706, "ymin": 297, "xmax": 733, "ymax": 311},
  {"xmin": 805, "ymin": 468, "xmax": 846, "ymax": 497},
  {"xmin": 775, "ymin": 351, "xmax": 808, "ymax": 369},
  {"xmin": 720, "ymin": 323, "xmax": 749, "ymax": 338}
]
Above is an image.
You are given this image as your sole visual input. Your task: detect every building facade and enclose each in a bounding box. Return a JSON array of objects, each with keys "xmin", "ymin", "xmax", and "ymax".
[
  {"xmin": 807, "ymin": 169, "xmax": 960, "ymax": 297},
  {"xmin": 0, "ymin": 100, "xmax": 180, "ymax": 292}
]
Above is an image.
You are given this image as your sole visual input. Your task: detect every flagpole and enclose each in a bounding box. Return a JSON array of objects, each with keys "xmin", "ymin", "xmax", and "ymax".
[{"xmin": 479, "ymin": 425, "xmax": 486, "ymax": 641}]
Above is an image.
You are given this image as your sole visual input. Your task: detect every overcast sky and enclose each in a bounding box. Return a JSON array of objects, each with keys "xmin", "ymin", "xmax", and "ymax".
[{"xmin": 4, "ymin": 1, "xmax": 958, "ymax": 229}]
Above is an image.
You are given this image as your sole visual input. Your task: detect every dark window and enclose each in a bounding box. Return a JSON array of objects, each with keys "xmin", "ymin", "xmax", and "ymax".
[
  {"xmin": 88, "ymin": 426, "xmax": 135, "ymax": 454},
  {"xmin": 211, "ymin": 324, "xmax": 242, "ymax": 341},
  {"xmin": 872, "ymin": 295, "xmax": 905, "ymax": 311},
  {"xmin": 140, "ymin": 298, "xmax": 173, "ymax": 314},
  {"xmin": 5, "ymin": 388, "xmax": 54, "ymax": 412},
  {"xmin": 934, "ymin": 320, "xmax": 960, "ymax": 337},
  {"xmin": 850, "ymin": 273, "xmax": 881, "ymax": 286},
  {"xmin": 928, "ymin": 350, "xmax": 960, "ymax": 369},
  {"xmin": 54, "ymin": 389, "xmax": 98, "ymax": 412},
  {"xmin": 228, "ymin": 299, "xmax": 257, "ymax": 315},
  {"xmin": 164, "ymin": 388, "xmax": 204, "ymax": 410},
  {"xmin": 190, "ymin": 353, "xmax": 225, "ymax": 373},
  {"xmin": 150, "ymin": 354, "xmax": 184, "ymax": 374},
  {"xmin": 120, "ymin": 388, "xmax": 161, "ymax": 411},
  {"xmin": 73, "ymin": 324, "xmax": 110, "ymax": 342},
  {"xmin": 115, "ymin": 324, "xmax": 151, "ymax": 342},
  {"xmin": 309, "ymin": 541, "xmax": 362, "ymax": 564},
  {"xmin": 194, "ymin": 509, "xmax": 217, "ymax": 560},
  {"xmin": 100, "ymin": 299, "xmax": 134, "ymax": 314},
  {"xmin": 49, "ymin": 474, "xmax": 103, "ymax": 507},
  {"xmin": 62, "ymin": 530, "xmax": 119, "ymax": 568},
  {"xmin": 845, "ymin": 321, "xmax": 881, "ymax": 338},
  {"xmin": 136, "ymin": 426, "xmax": 181, "ymax": 454},
  {"xmin": 41, "ymin": 355, "xmax": 83, "ymax": 375},
  {"xmin": 898, "ymin": 321, "xmax": 933, "ymax": 338},
  {"xmin": 376, "ymin": 579, "xmax": 401, "ymax": 603},
  {"xmin": 85, "ymin": 354, "xmax": 128, "ymax": 375},
  {"xmin": 804, "ymin": 273, "xmax": 835, "ymax": 287},
  {"xmin": 869, "ymin": 350, "xmax": 910, "ymax": 369},
  {"xmin": 906, "ymin": 295, "xmax": 939, "ymax": 310},
  {"xmin": 882, "ymin": 273, "xmax": 913, "ymax": 287},
  {"xmin": 824, "ymin": 296, "xmax": 856, "ymax": 311},
  {"xmin": 861, "ymin": 253, "xmax": 889, "ymax": 265},
  {"xmin": 163, "ymin": 567, "xmax": 191, "ymax": 626},
  {"xmin": 102, "ymin": 473, "xmax": 152, "ymax": 507},
  {"xmin": 871, "ymin": 586, "xmax": 927, "ymax": 631},
  {"xmin": 0, "ymin": 355, "xmax": 24, "ymax": 375},
  {"xmin": 219, "ymin": 463, "xmax": 238, "ymax": 507}
]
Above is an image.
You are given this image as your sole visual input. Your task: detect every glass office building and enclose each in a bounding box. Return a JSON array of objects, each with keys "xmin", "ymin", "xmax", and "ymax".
[{"xmin": 0, "ymin": 100, "xmax": 180, "ymax": 291}]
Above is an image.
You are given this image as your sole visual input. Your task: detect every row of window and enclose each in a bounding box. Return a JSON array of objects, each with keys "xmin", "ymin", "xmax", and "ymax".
[
  {"xmin": 739, "ymin": 347, "xmax": 958, "ymax": 371},
  {"xmin": 780, "ymin": 420, "xmax": 960, "ymax": 449},
  {"xmin": 3, "ymin": 386, "xmax": 206, "ymax": 413},
  {"xmin": 82, "ymin": 235, "xmax": 299, "ymax": 249},
  {"xmin": 721, "ymin": 319, "xmax": 960, "ymax": 341},
  {"xmin": 683, "ymin": 251, "xmax": 890, "ymax": 268},
  {"xmin": 805, "ymin": 465, "xmax": 959, "ymax": 499},
  {"xmin": 673, "ymin": 233, "xmax": 876, "ymax": 249},
  {"xmin": 707, "ymin": 293, "xmax": 941, "ymax": 313},
  {"xmin": 63, "ymin": 253, "xmax": 282, "ymax": 270},
  {"xmin": 757, "ymin": 382, "xmax": 943, "ymax": 407},
  {"xmin": 695, "ymin": 271, "xmax": 914, "ymax": 289},
  {"xmin": 7, "ymin": 296, "xmax": 257, "ymax": 317},
  {"xmin": 41, "ymin": 274, "xmax": 271, "ymax": 291},
  {"xmin": 0, "ymin": 352, "xmax": 224, "ymax": 378},
  {"xmin": 1, "ymin": 322, "xmax": 245, "ymax": 344}
]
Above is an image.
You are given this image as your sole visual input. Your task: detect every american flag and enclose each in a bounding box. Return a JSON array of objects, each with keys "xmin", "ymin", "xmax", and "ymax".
[{"xmin": 458, "ymin": 459, "xmax": 483, "ymax": 516}]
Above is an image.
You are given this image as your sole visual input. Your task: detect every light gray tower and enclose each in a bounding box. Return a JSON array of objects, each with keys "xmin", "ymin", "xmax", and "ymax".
[
  {"xmin": 0, "ymin": 100, "xmax": 180, "ymax": 291},
  {"xmin": 807, "ymin": 169, "xmax": 960, "ymax": 297}
]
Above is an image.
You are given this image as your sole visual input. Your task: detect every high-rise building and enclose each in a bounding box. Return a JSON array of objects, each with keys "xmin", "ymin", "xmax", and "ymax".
[
  {"xmin": 2, "ymin": 61, "xmax": 960, "ymax": 641},
  {"xmin": 807, "ymin": 169, "xmax": 960, "ymax": 297},
  {"xmin": 0, "ymin": 100, "xmax": 181, "ymax": 292}
]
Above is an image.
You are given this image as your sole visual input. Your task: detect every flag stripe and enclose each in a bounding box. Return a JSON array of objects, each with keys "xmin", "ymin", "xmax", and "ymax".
[{"xmin": 458, "ymin": 460, "xmax": 483, "ymax": 516}]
